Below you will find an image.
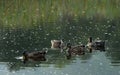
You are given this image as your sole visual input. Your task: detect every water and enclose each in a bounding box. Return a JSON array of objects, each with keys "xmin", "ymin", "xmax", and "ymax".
[
  {"xmin": 0, "ymin": 51, "xmax": 120, "ymax": 75},
  {"xmin": 0, "ymin": 0, "xmax": 120, "ymax": 75},
  {"xmin": 0, "ymin": 27, "xmax": 120, "ymax": 75}
]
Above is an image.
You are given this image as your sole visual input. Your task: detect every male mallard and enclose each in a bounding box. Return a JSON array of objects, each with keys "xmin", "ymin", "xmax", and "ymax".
[{"xmin": 23, "ymin": 50, "xmax": 47, "ymax": 62}]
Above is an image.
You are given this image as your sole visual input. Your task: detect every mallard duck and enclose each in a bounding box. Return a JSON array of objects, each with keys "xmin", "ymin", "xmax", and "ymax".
[
  {"xmin": 94, "ymin": 38, "xmax": 105, "ymax": 51},
  {"xmin": 23, "ymin": 50, "xmax": 47, "ymax": 62},
  {"xmin": 86, "ymin": 37, "xmax": 105, "ymax": 52},
  {"xmin": 86, "ymin": 37, "xmax": 94, "ymax": 52},
  {"xmin": 51, "ymin": 39, "xmax": 65, "ymax": 50},
  {"xmin": 66, "ymin": 43, "xmax": 85, "ymax": 56}
]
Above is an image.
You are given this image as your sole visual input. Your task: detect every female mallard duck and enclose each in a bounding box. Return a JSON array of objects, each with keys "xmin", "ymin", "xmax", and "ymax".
[
  {"xmin": 86, "ymin": 37, "xmax": 105, "ymax": 52},
  {"xmin": 66, "ymin": 42, "xmax": 85, "ymax": 57},
  {"xmin": 51, "ymin": 39, "xmax": 65, "ymax": 50},
  {"xmin": 23, "ymin": 50, "xmax": 47, "ymax": 62}
]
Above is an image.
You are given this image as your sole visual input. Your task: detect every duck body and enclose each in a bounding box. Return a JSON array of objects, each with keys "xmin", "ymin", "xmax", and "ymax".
[
  {"xmin": 86, "ymin": 42, "xmax": 94, "ymax": 49},
  {"xmin": 51, "ymin": 39, "xmax": 65, "ymax": 50},
  {"xmin": 23, "ymin": 51, "xmax": 46, "ymax": 61},
  {"xmin": 94, "ymin": 40, "xmax": 105, "ymax": 51},
  {"xmin": 66, "ymin": 43, "xmax": 85, "ymax": 56},
  {"xmin": 51, "ymin": 40, "xmax": 61, "ymax": 49},
  {"xmin": 70, "ymin": 45, "xmax": 85, "ymax": 55},
  {"xmin": 86, "ymin": 37, "xmax": 105, "ymax": 52}
]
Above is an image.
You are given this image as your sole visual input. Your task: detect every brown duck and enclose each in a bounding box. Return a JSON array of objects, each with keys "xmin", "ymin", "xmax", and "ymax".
[
  {"xmin": 66, "ymin": 42, "xmax": 85, "ymax": 58},
  {"xmin": 23, "ymin": 50, "xmax": 47, "ymax": 61}
]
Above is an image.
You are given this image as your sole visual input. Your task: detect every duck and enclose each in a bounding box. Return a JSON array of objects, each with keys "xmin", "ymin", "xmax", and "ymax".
[
  {"xmin": 86, "ymin": 37, "xmax": 105, "ymax": 52},
  {"xmin": 66, "ymin": 42, "xmax": 85, "ymax": 57},
  {"xmin": 51, "ymin": 39, "xmax": 65, "ymax": 50},
  {"xmin": 86, "ymin": 37, "xmax": 94, "ymax": 52},
  {"xmin": 22, "ymin": 50, "xmax": 47, "ymax": 62},
  {"xmin": 94, "ymin": 37, "xmax": 105, "ymax": 51}
]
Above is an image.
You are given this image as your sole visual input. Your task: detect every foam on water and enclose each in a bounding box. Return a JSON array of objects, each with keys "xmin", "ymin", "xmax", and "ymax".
[{"xmin": 15, "ymin": 56, "xmax": 23, "ymax": 60}]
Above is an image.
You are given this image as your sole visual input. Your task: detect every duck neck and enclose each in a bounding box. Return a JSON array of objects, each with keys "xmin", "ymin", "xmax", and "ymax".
[
  {"xmin": 89, "ymin": 37, "xmax": 92, "ymax": 43},
  {"xmin": 23, "ymin": 52, "xmax": 28, "ymax": 61}
]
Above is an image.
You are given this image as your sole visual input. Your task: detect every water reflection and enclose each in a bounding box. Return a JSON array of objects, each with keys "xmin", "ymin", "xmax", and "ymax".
[
  {"xmin": 0, "ymin": 18, "xmax": 120, "ymax": 75},
  {"xmin": 106, "ymin": 48, "xmax": 120, "ymax": 66},
  {"xmin": 5, "ymin": 50, "xmax": 76, "ymax": 72}
]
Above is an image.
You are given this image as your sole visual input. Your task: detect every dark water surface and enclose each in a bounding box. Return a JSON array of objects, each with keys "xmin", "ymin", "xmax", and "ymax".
[
  {"xmin": 0, "ymin": 19, "xmax": 120, "ymax": 75},
  {"xmin": 0, "ymin": 0, "xmax": 120, "ymax": 75}
]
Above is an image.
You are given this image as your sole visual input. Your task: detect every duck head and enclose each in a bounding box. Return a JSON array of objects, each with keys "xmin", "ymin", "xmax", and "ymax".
[
  {"xmin": 23, "ymin": 51, "xmax": 28, "ymax": 61},
  {"xmin": 88, "ymin": 37, "xmax": 92, "ymax": 42},
  {"xmin": 66, "ymin": 42, "xmax": 72, "ymax": 48}
]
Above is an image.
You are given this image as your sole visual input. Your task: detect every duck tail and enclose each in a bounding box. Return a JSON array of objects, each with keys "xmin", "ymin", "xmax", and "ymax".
[{"xmin": 23, "ymin": 51, "xmax": 28, "ymax": 60}]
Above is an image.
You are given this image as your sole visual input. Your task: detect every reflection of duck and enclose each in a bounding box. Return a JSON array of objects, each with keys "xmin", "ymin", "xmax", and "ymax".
[
  {"xmin": 23, "ymin": 51, "xmax": 47, "ymax": 62},
  {"xmin": 66, "ymin": 43, "xmax": 85, "ymax": 59},
  {"xmin": 86, "ymin": 37, "xmax": 105, "ymax": 52}
]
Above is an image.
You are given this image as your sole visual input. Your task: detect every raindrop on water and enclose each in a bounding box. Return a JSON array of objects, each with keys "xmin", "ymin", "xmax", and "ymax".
[
  {"xmin": 6, "ymin": 41, "xmax": 9, "ymax": 44},
  {"xmin": 3, "ymin": 37, "xmax": 6, "ymax": 39},
  {"xmin": 99, "ymin": 62, "xmax": 103, "ymax": 66},
  {"xmin": 44, "ymin": 37, "xmax": 47, "ymax": 40},
  {"xmin": 46, "ymin": 33, "xmax": 49, "ymax": 36},
  {"xmin": 11, "ymin": 50, "xmax": 14, "ymax": 52},
  {"xmin": 118, "ymin": 71, "xmax": 120, "ymax": 74},
  {"xmin": 107, "ymin": 20, "xmax": 110, "ymax": 23},
  {"xmin": 89, "ymin": 64, "xmax": 92, "ymax": 67},
  {"xmin": 68, "ymin": 33, "xmax": 72, "ymax": 35},
  {"xmin": 12, "ymin": 71, "xmax": 16, "ymax": 74}
]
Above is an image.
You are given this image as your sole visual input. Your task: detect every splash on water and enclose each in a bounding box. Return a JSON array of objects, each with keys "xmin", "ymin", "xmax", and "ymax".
[{"xmin": 15, "ymin": 56, "xmax": 23, "ymax": 60}]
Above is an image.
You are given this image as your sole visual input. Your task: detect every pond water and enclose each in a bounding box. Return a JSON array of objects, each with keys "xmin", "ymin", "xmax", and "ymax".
[
  {"xmin": 0, "ymin": 22, "xmax": 120, "ymax": 75},
  {"xmin": 0, "ymin": 49, "xmax": 120, "ymax": 75},
  {"xmin": 0, "ymin": 0, "xmax": 120, "ymax": 75}
]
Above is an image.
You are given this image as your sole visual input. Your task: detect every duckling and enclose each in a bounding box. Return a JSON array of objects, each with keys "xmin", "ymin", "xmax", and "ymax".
[
  {"xmin": 23, "ymin": 50, "xmax": 47, "ymax": 62},
  {"xmin": 66, "ymin": 43, "xmax": 85, "ymax": 56}
]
